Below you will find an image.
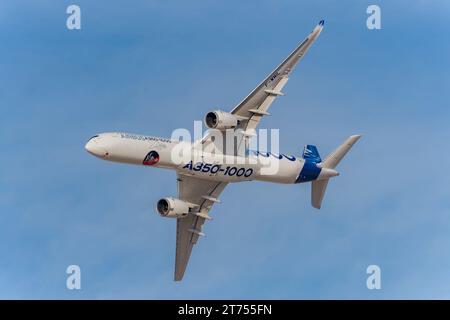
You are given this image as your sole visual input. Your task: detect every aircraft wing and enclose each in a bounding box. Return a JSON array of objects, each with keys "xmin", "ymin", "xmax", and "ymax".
[
  {"xmin": 231, "ymin": 20, "xmax": 324, "ymax": 141},
  {"xmin": 174, "ymin": 174, "xmax": 227, "ymax": 281},
  {"xmin": 199, "ymin": 21, "xmax": 324, "ymax": 154}
]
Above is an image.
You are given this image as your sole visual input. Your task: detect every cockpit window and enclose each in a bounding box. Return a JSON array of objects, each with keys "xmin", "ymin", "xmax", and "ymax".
[{"xmin": 88, "ymin": 135, "xmax": 99, "ymax": 142}]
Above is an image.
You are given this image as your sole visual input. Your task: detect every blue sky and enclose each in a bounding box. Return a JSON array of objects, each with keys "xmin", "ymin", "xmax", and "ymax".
[{"xmin": 1, "ymin": 0, "xmax": 450, "ymax": 299}]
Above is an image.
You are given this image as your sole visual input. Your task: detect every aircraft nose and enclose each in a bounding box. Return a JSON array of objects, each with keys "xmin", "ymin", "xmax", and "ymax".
[{"xmin": 85, "ymin": 138, "xmax": 109, "ymax": 158}]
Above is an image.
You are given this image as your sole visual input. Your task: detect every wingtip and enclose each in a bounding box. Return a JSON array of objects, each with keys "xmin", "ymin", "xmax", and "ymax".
[{"xmin": 174, "ymin": 274, "xmax": 183, "ymax": 282}]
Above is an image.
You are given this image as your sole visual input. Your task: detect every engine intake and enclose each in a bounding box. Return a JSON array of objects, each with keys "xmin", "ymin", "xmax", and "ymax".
[
  {"xmin": 156, "ymin": 197, "xmax": 192, "ymax": 218},
  {"xmin": 205, "ymin": 110, "xmax": 239, "ymax": 130}
]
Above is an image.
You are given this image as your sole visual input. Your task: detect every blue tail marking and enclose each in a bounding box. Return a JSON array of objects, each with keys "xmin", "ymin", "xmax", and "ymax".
[
  {"xmin": 302, "ymin": 145, "xmax": 321, "ymax": 163},
  {"xmin": 295, "ymin": 145, "xmax": 322, "ymax": 183}
]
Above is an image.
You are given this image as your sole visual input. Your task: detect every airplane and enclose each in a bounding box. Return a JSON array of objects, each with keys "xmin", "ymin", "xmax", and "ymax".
[{"xmin": 85, "ymin": 20, "xmax": 361, "ymax": 281}]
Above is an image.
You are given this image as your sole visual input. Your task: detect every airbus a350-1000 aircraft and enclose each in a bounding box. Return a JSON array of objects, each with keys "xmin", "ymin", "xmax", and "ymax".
[{"xmin": 85, "ymin": 20, "xmax": 361, "ymax": 281}]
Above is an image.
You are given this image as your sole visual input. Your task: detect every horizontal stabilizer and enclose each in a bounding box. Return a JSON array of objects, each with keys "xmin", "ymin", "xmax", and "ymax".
[
  {"xmin": 322, "ymin": 135, "xmax": 361, "ymax": 169},
  {"xmin": 311, "ymin": 135, "xmax": 361, "ymax": 209},
  {"xmin": 311, "ymin": 179, "xmax": 329, "ymax": 209}
]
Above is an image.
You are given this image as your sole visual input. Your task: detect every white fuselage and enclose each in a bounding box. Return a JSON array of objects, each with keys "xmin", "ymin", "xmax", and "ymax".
[{"xmin": 85, "ymin": 132, "xmax": 337, "ymax": 184}]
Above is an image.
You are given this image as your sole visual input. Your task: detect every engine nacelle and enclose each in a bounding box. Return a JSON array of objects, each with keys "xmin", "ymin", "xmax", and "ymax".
[
  {"xmin": 204, "ymin": 110, "xmax": 239, "ymax": 130},
  {"xmin": 156, "ymin": 197, "xmax": 191, "ymax": 218}
]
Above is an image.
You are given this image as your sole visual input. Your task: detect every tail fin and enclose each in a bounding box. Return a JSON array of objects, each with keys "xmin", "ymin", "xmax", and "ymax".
[
  {"xmin": 311, "ymin": 135, "xmax": 362, "ymax": 209},
  {"xmin": 302, "ymin": 145, "xmax": 321, "ymax": 163}
]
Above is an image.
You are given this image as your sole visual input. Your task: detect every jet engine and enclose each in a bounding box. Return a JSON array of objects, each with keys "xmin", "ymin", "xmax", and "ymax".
[
  {"xmin": 204, "ymin": 110, "xmax": 239, "ymax": 130},
  {"xmin": 156, "ymin": 197, "xmax": 192, "ymax": 218}
]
